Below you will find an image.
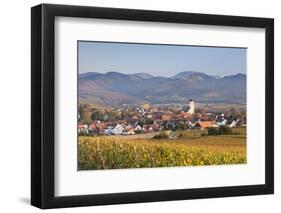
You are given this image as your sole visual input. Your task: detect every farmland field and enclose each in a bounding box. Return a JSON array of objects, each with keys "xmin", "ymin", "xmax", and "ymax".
[{"xmin": 78, "ymin": 128, "xmax": 246, "ymax": 170}]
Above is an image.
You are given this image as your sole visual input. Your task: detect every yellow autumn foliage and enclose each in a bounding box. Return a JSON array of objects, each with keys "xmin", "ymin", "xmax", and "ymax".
[{"xmin": 78, "ymin": 133, "xmax": 246, "ymax": 170}]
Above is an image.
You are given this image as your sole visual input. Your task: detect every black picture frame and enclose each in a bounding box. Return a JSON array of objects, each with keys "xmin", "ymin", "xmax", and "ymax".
[{"xmin": 31, "ymin": 3, "xmax": 274, "ymax": 209}]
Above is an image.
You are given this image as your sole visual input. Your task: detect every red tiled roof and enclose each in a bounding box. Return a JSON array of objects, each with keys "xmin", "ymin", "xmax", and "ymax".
[{"xmin": 195, "ymin": 121, "xmax": 215, "ymax": 128}]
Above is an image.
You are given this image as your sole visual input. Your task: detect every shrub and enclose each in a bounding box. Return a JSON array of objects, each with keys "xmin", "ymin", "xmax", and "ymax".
[
  {"xmin": 208, "ymin": 126, "xmax": 233, "ymax": 136},
  {"xmin": 176, "ymin": 130, "xmax": 202, "ymax": 139},
  {"xmin": 153, "ymin": 132, "xmax": 169, "ymax": 139},
  {"xmin": 208, "ymin": 127, "xmax": 219, "ymax": 136},
  {"xmin": 78, "ymin": 132, "xmax": 89, "ymax": 136},
  {"xmin": 177, "ymin": 133, "xmax": 183, "ymax": 138},
  {"xmin": 135, "ymin": 130, "xmax": 142, "ymax": 134},
  {"xmin": 201, "ymin": 132, "xmax": 207, "ymax": 137},
  {"xmin": 219, "ymin": 125, "xmax": 232, "ymax": 135}
]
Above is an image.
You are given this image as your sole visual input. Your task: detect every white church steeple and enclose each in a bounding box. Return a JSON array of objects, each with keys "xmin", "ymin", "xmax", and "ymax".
[
  {"xmin": 182, "ymin": 99, "xmax": 195, "ymax": 114},
  {"xmin": 188, "ymin": 99, "xmax": 195, "ymax": 114}
]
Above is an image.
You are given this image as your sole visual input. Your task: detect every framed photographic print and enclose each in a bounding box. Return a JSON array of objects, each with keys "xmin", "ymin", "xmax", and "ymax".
[{"xmin": 31, "ymin": 3, "xmax": 274, "ymax": 209}]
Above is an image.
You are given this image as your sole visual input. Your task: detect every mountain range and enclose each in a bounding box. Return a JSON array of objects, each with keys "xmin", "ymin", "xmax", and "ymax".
[{"xmin": 79, "ymin": 71, "xmax": 246, "ymax": 106}]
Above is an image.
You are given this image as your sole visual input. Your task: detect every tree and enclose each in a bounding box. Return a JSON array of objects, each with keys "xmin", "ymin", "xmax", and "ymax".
[
  {"xmin": 78, "ymin": 104, "xmax": 85, "ymax": 114},
  {"xmin": 229, "ymin": 107, "xmax": 237, "ymax": 116},
  {"xmin": 81, "ymin": 111, "xmax": 92, "ymax": 124},
  {"xmin": 91, "ymin": 109, "xmax": 104, "ymax": 121},
  {"xmin": 195, "ymin": 108, "xmax": 205, "ymax": 114},
  {"xmin": 107, "ymin": 111, "xmax": 121, "ymax": 121},
  {"xmin": 135, "ymin": 130, "xmax": 142, "ymax": 134},
  {"xmin": 208, "ymin": 127, "xmax": 219, "ymax": 136},
  {"xmin": 137, "ymin": 118, "xmax": 145, "ymax": 127},
  {"xmin": 121, "ymin": 110, "xmax": 129, "ymax": 119},
  {"xmin": 144, "ymin": 118, "xmax": 154, "ymax": 125},
  {"xmin": 153, "ymin": 132, "xmax": 168, "ymax": 139},
  {"xmin": 219, "ymin": 125, "xmax": 232, "ymax": 135},
  {"xmin": 176, "ymin": 121, "xmax": 187, "ymax": 130},
  {"xmin": 240, "ymin": 108, "xmax": 246, "ymax": 116}
]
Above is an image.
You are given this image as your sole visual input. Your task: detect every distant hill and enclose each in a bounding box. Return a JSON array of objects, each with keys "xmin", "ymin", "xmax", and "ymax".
[
  {"xmin": 79, "ymin": 71, "xmax": 246, "ymax": 106},
  {"xmin": 172, "ymin": 71, "xmax": 213, "ymax": 80}
]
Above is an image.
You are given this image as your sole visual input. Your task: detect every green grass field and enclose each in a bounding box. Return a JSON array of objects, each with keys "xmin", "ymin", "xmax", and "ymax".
[{"xmin": 78, "ymin": 128, "xmax": 246, "ymax": 170}]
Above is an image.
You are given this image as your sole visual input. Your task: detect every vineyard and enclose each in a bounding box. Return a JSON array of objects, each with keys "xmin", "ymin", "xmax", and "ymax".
[{"xmin": 78, "ymin": 129, "xmax": 246, "ymax": 170}]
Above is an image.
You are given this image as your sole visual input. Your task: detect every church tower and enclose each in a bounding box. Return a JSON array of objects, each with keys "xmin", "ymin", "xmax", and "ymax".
[
  {"xmin": 188, "ymin": 99, "xmax": 195, "ymax": 114},
  {"xmin": 182, "ymin": 99, "xmax": 195, "ymax": 115}
]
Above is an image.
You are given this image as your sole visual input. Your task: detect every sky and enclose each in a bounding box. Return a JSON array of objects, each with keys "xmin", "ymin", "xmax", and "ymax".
[{"xmin": 78, "ymin": 41, "xmax": 246, "ymax": 77}]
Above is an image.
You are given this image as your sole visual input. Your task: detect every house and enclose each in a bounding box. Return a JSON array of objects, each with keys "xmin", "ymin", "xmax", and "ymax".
[
  {"xmin": 185, "ymin": 120, "xmax": 193, "ymax": 129},
  {"xmin": 162, "ymin": 114, "xmax": 172, "ymax": 121},
  {"xmin": 113, "ymin": 124, "xmax": 124, "ymax": 135},
  {"xmin": 89, "ymin": 121, "xmax": 106, "ymax": 133},
  {"xmin": 242, "ymin": 117, "xmax": 247, "ymax": 127},
  {"xmin": 143, "ymin": 125, "xmax": 155, "ymax": 132},
  {"xmin": 151, "ymin": 106, "xmax": 158, "ymax": 113},
  {"xmin": 215, "ymin": 113, "xmax": 227, "ymax": 126},
  {"xmin": 194, "ymin": 121, "xmax": 217, "ymax": 129},
  {"xmin": 152, "ymin": 122, "xmax": 160, "ymax": 131},
  {"xmin": 226, "ymin": 116, "xmax": 239, "ymax": 128},
  {"xmin": 78, "ymin": 124, "xmax": 88, "ymax": 133},
  {"xmin": 124, "ymin": 124, "xmax": 133, "ymax": 132},
  {"xmin": 191, "ymin": 117, "xmax": 200, "ymax": 123},
  {"xmin": 136, "ymin": 107, "xmax": 145, "ymax": 114},
  {"xmin": 104, "ymin": 126, "xmax": 114, "ymax": 135},
  {"xmin": 123, "ymin": 128, "xmax": 135, "ymax": 135},
  {"xmin": 165, "ymin": 121, "xmax": 176, "ymax": 130},
  {"xmin": 134, "ymin": 125, "xmax": 143, "ymax": 131},
  {"xmin": 152, "ymin": 112, "xmax": 162, "ymax": 119},
  {"xmin": 97, "ymin": 122, "xmax": 106, "ymax": 130},
  {"xmin": 132, "ymin": 115, "xmax": 139, "ymax": 120},
  {"xmin": 228, "ymin": 119, "xmax": 239, "ymax": 128},
  {"xmin": 146, "ymin": 113, "xmax": 153, "ymax": 119},
  {"xmin": 88, "ymin": 123, "xmax": 98, "ymax": 133}
]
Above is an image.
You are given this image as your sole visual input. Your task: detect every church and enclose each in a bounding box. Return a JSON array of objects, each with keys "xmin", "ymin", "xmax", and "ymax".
[{"xmin": 182, "ymin": 99, "xmax": 195, "ymax": 116}]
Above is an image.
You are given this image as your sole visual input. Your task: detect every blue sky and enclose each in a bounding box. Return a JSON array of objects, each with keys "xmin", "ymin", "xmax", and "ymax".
[{"xmin": 78, "ymin": 41, "xmax": 246, "ymax": 77}]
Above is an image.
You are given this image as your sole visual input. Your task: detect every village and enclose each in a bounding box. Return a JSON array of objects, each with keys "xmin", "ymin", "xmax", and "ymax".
[{"xmin": 78, "ymin": 99, "xmax": 246, "ymax": 136}]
